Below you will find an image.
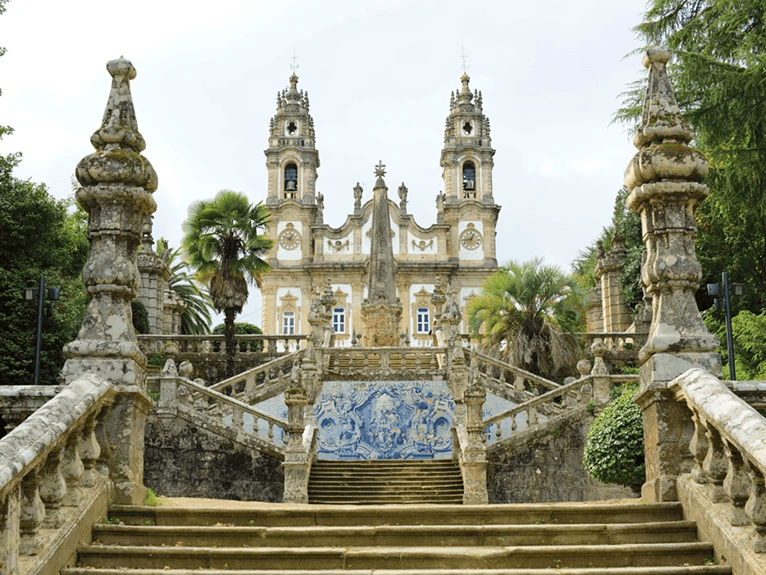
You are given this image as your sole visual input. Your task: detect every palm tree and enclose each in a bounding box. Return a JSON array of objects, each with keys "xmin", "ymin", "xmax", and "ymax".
[
  {"xmin": 157, "ymin": 243, "xmax": 214, "ymax": 335},
  {"xmin": 181, "ymin": 191, "xmax": 272, "ymax": 377},
  {"xmin": 467, "ymin": 258, "xmax": 585, "ymax": 380}
]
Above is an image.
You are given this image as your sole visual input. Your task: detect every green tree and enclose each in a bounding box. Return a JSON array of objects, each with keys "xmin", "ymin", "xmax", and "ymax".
[
  {"xmin": 181, "ymin": 191, "xmax": 272, "ymax": 378},
  {"xmin": 583, "ymin": 383, "xmax": 645, "ymax": 492},
  {"xmin": 212, "ymin": 322, "xmax": 263, "ymax": 352},
  {"xmin": 0, "ymin": 157, "xmax": 89, "ymax": 385},
  {"xmin": 572, "ymin": 187, "xmax": 644, "ymax": 320},
  {"xmin": 467, "ymin": 258, "xmax": 585, "ymax": 380},
  {"xmin": 616, "ymin": 0, "xmax": 766, "ymax": 316}
]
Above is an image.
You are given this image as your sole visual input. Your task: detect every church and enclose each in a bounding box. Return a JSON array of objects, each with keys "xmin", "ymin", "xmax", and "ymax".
[{"xmin": 260, "ymin": 71, "xmax": 502, "ymax": 343}]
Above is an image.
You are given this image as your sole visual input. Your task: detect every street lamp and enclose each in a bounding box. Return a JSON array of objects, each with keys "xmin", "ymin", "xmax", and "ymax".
[
  {"xmin": 707, "ymin": 272, "xmax": 744, "ymax": 380},
  {"xmin": 23, "ymin": 276, "xmax": 60, "ymax": 386}
]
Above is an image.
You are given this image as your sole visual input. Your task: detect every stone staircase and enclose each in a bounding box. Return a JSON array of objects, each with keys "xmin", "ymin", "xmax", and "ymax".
[
  {"xmin": 62, "ymin": 501, "xmax": 731, "ymax": 575},
  {"xmin": 308, "ymin": 459, "xmax": 464, "ymax": 504}
]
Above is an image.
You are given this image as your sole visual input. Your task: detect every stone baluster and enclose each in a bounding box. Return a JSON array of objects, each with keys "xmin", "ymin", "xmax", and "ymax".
[
  {"xmin": 723, "ymin": 442, "xmax": 750, "ymax": 526},
  {"xmin": 1, "ymin": 490, "xmax": 20, "ymax": 574},
  {"xmin": 625, "ymin": 46, "xmax": 722, "ymax": 502},
  {"xmin": 688, "ymin": 409, "xmax": 709, "ymax": 485},
  {"xmin": 39, "ymin": 449, "xmax": 66, "ymax": 529},
  {"xmin": 745, "ymin": 461, "xmax": 766, "ymax": 552},
  {"xmin": 590, "ymin": 340, "xmax": 611, "ymax": 407},
  {"xmin": 19, "ymin": 470, "xmax": 45, "ymax": 555},
  {"xmin": 702, "ymin": 423, "xmax": 728, "ymax": 503},
  {"xmin": 78, "ymin": 410, "xmax": 102, "ymax": 488},
  {"xmin": 232, "ymin": 406, "xmax": 244, "ymax": 430},
  {"xmin": 61, "ymin": 429, "xmax": 85, "ymax": 507},
  {"xmin": 94, "ymin": 402, "xmax": 113, "ymax": 478}
]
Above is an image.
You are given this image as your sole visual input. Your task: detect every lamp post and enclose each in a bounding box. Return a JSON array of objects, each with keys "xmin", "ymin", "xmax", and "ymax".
[
  {"xmin": 707, "ymin": 272, "xmax": 744, "ymax": 380},
  {"xmin": 23, "ymin": 276, "xmax": 60, "ymax": 386}
]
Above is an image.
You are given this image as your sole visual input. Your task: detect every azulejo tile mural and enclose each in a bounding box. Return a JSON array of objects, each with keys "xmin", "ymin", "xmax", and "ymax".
[{"xmin": 315, "ymin": 381, "xmax": 455, "ymax": 460}]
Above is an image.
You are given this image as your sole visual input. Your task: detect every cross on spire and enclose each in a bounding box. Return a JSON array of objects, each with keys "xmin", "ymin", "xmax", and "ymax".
[
  {"xmin": 461, "ymin": 45, "xmax": 469, "ymax": 73},
  {"xmin": 290, "ymin": 48, "xmax": 299, "ymax": 74},
  {"xmin": 374, "ymin": 160, "xmax": 386, "ymax": 177}
]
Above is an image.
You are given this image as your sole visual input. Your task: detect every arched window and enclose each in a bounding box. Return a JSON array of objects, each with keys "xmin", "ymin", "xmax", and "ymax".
[
  {"xmin": 332, "ymin": 307, "xmax": 346, "ymax": 334},
  {"xmin": 284, "ymin": 163, "xmax": 298, "ymax": 198},
  {"xmin": 282, "ymin": 311, "xmax": 295, "ymax": 335},
  {"xmin": 462, "ymin": 161, "xmax": 476, "ymax": 196},
  {"xmin": 416, "ymin": 307, "xmax": 430, "ymax": 334}
]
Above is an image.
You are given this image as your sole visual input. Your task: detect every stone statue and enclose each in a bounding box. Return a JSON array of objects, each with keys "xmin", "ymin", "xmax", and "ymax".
[
  {"xmin": 398, "ymin": 183, "xmax": 408, "ymax": 213},
  {"xmin": 353, "ymin": 182, "xmax": 363, "ymax": 213}
]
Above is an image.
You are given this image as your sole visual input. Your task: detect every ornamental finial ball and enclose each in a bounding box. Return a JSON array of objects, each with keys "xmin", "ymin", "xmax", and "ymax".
[{"xmin": 643, "ymin": 45, "xmax": 671, "ymax": 68}]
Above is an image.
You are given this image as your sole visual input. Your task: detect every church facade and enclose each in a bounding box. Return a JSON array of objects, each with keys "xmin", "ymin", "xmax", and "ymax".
[{"xmin": 260, "ymin": 72, "xmax": 502, "ymax": 345}]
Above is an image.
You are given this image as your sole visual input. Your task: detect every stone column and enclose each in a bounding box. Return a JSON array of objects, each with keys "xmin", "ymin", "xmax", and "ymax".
[
  {"xmin": 624, "ymin": 46, "xmax": 721, "ymax": 502},
  {"xmin": 283, "ymin": 387, "xmax": 309, "ymax": 503},
  {"xmin": 595, "ymin": 234, "xmax": 632, "ymax": 332},
  {"xmin": 60, "ymin": 57, "xmax": 156, "ymax": 504},
  {"xmin": 462, "ymin": 382, "xmax": 488, "ymax": 505}
]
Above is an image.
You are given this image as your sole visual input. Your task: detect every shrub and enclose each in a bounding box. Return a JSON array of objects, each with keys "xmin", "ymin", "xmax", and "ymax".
[
  {"xmin": 582, "ymin": 383, "xmax": 645, "ymax": 492},
  {"xmin": 212, "ymin": 322, "xmax": 264, "ymax": 352},
  {"xmin": 131, "ymin": 300, "xmax": 150, "ymax": 334}
]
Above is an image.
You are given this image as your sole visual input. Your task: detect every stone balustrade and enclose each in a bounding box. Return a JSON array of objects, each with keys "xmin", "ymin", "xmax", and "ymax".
[
  {"xmin": 0, "ymin": 375, "xmax": 117, "ymax": 575},
  {"xmin": 0, "ymin": 386, "xmax": 65, "ymax": 435},
  {"xmin": 154, "ymin": 360, "xmax": 287, "ymax": 458},
  {"xmin": 670, "ymin": 368, "xmax": 766, "ymax": 571},
  {"xmin": 209, "ymin": 349, "xmax": 306, "ymax": 404},
  {"xmin": 324, "ymin": 346, "xmax": 448, "ymax": 379},
  {"xmin": 469, "ymin": 349, "xmax": 561, "ymax": 400},
  {"xmin": 137, "ymin": 334, "xmax": 306, "ymax": 358}
]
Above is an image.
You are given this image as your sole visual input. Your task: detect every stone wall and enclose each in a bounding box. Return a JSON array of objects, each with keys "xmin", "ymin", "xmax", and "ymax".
[
  {"xmin": 487, "ymin": 416, "xmax": 637, "ymax": 503},
  {"xmin": 144, "ymin": 415, "xmax": 284, "ymax": 502}
]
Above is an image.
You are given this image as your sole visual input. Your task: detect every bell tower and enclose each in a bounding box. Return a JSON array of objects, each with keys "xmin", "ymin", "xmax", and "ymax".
[
  {"xmin": 440, "ymin": 73, "xmax": 500, "ymax": 267},
  {"xmin": 440, "ymin": 73, "xmax": 495, "ymax": 205},
  {"xmin": 265, "ymin": 73, "xmax": 319, "ymax": 206}
]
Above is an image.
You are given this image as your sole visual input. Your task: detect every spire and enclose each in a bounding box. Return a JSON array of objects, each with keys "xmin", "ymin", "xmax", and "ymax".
[
  {"xmin": 457, "ymin": 73, "xmax": 474, "ymax": 106},
  {"xmin": 76, "ymin": 57, "xmax": 157, "ymax": 192},
  {"xmin": 365, "ymin": 161, "xmax": 398, "ymax": 306}
]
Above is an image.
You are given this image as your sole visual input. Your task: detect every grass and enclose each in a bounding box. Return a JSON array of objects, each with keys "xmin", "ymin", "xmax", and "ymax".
[{"xmin": 144, "ymin": 488, "xmax": 161, "ymax": 507}]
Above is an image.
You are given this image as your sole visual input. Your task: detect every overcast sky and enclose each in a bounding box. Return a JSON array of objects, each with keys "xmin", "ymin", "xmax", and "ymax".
[{"xmin": 0, "ymin": 0, "xmax": 649, "ymax": 326}]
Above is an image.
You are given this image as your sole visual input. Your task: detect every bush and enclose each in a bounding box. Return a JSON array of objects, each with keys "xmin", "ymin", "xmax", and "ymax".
[
  {"xmin": 131, "ymin": 300, "xmax": 150, "ymax": 334},
  {"xmin": 582, "ymin": 383, "xmax": 645, "ymax": 492},
  {"xmin": 212, "ymin": 322, "xmax": 264, "ymax": 352}
]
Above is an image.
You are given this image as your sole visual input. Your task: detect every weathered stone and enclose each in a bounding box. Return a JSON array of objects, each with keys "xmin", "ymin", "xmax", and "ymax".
[{"xmin": 625, "ymin": 46, "xmax": 722, "ymax": 502}]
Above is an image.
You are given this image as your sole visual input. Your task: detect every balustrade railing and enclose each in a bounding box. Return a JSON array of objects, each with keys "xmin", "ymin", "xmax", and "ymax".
[
  {"xmin": 324, "ymin": 346, "xmax": 447, "ymax": 377},
  {"xmin": 209, "ymin": 349, "xmax": 305, "ymax": 404},
  {"xmin": 671, "ymin": 368, "xmax": 766, "ymax": 554},
  {"xmin": 156, "ymin": 362, "xmax": 286, "ymax": 459},
  {"xmin": 469, "ymin": 349, "xmax": 561, "ymax": 401},
  {"xmin": 0, "ymin": 375, "xmax": 116, "ymax": 575},
  {"xmin": 582, "ymin": 332, "xmax": 647, "ymax": 354},
  {"xmin": 137, "ymin": 334, "xmax": 306, "ymax": 357}
]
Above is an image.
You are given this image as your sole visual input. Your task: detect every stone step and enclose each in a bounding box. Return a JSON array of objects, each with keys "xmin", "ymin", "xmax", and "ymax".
[
  {"xmin": 73, "ymin": 542, "xmax": 717, "ymax": 570},
  {"xmin": 308, "ymin": 460, "xmax": 464, "ymax": 504},
  {"xmin": 62, "ymin": 567, "xmax": 732, "ymax": 575},
  {"xmin": 107, "ymin": 502, "xmax": 685, "ymax": 527},
  {"xmin": 91, "ymin": 520, "xmax": 700, "ymax": 548}
]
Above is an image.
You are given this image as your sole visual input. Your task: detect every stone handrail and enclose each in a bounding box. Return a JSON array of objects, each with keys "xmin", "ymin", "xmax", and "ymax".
[
  {"xmin": 469, "ymin": 349, "xmax": 561, "ymax": 399},
  {"xmin": 158, "ymin": 368, "xmax": 286, "ymax": 459},
  {"xmin": 324, "ymin": 346, "xmax": 447, "ymax": 378},
  {"xmin": 731, "ymin": 381, "xmax": 766, "ymax": 409},
  {"xmin": 670, "ymin": 368, "xmax": 766, "ymax": 561},
  {"xmin": 209, "ymin": 349, "xmax": 306, "ymax": 404},
  {"xmin": 581, "ymin": 332, "xmax": 647, "ymax": 352},
  {"xmin": 483, "ymin": 375, "xmax": 591, "ymax": 443},
  {"xmin": 483, "ymin": 372, "xmax": 640, "ymax": 447},
  {"xmin": 0, "ymin": 375, "xmax": 117, "ymax": 574},
  {"xmin": 137, "ymin": 333, "xmax": 307, "ymax": 356}
]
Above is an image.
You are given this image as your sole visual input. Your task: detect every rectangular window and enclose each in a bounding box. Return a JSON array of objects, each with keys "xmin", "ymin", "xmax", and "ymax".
[
  {"xmin": 282, "ymin": 311, "xmax": 295, "ymax": 335},
  {"xmin": 333, "ymin": 307, "xmax": 346, "ymax": 334},
  {"xmin": 416, "ymin": 307, "xmax": 430, "ymax": 334}
]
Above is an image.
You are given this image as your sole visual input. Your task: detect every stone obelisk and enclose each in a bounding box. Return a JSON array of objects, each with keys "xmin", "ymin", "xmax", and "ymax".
[{"xmin": 361, "ymin": 161, "xmax": 403, "ymax": 346}]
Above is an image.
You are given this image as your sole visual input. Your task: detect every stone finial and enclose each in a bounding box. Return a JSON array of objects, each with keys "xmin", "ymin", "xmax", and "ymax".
[
  {"xmin": 624, "ymin": 46, "xmax": 719, "ymax": 365},
  {"xmin": 458, "ymin": 73, "xmax": 474, "ymax": 106},
  {"xmin": 76, "ymin": 57, "xmax": 157, "ymax": 192},
  {"xmin": 61, "ymin": 57, "xmax": 157, "ymax": 390}
]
